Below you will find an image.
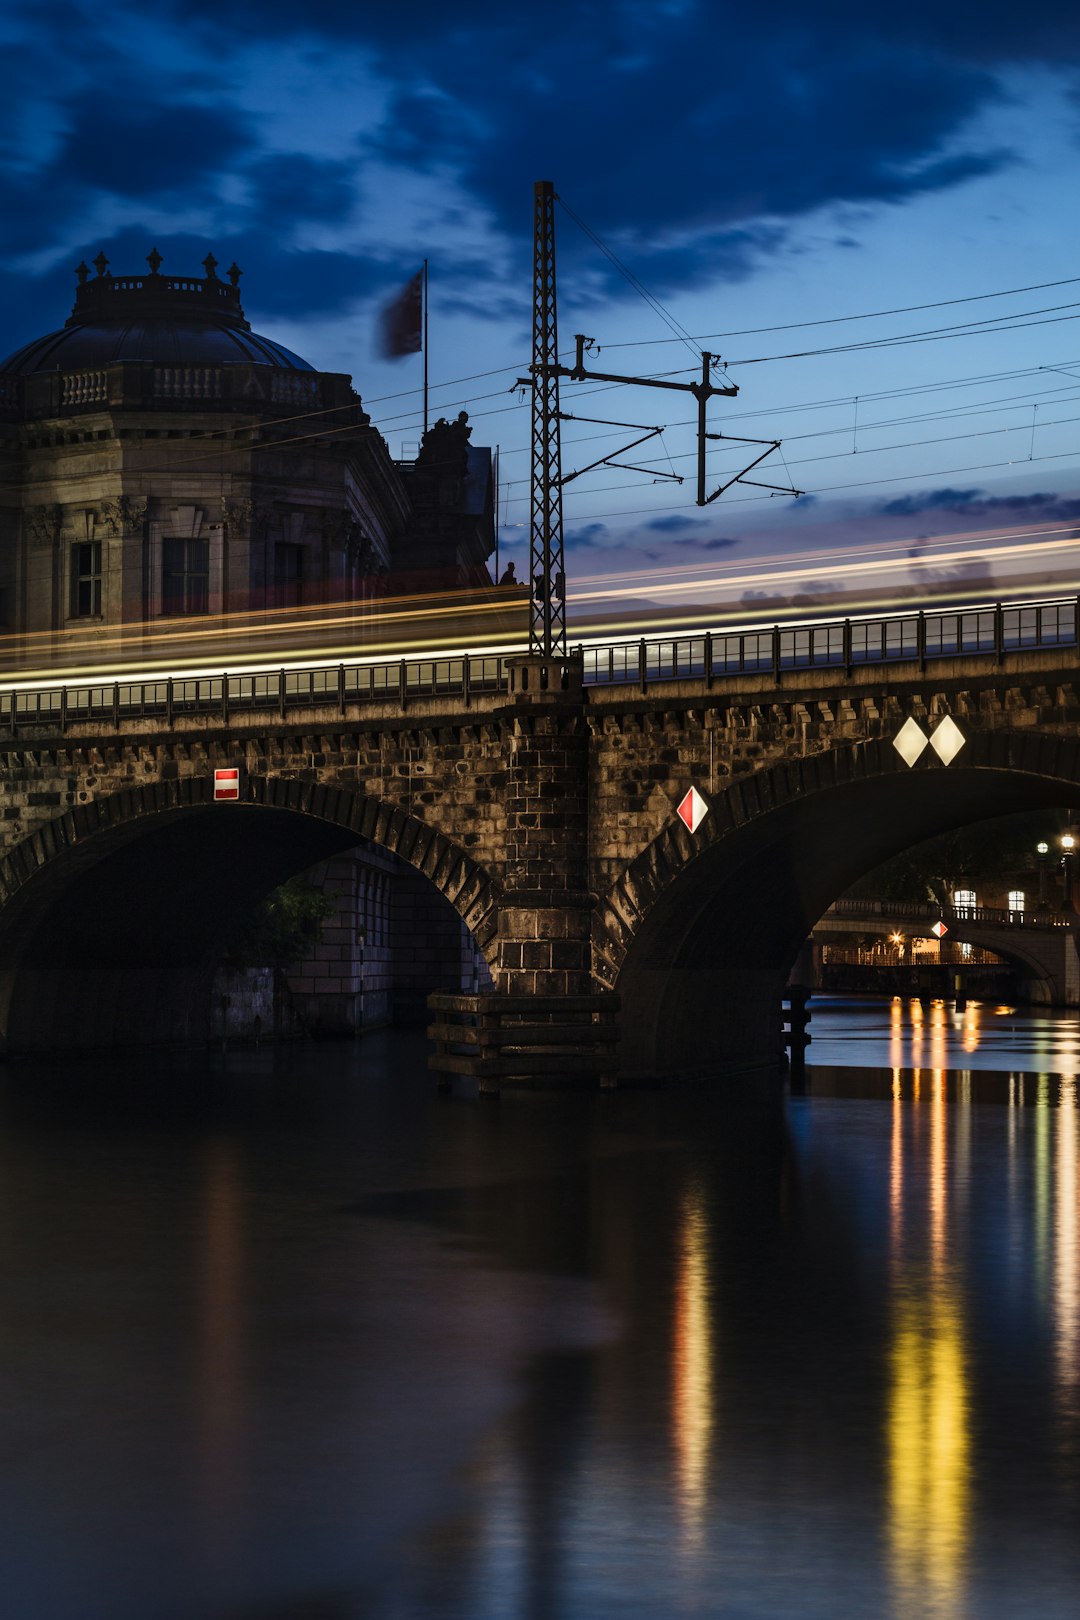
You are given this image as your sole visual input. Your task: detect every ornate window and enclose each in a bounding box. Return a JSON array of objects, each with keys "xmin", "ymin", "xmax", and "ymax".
[
  {"xmin": 71, "ymin": 540, "xmax": 102, "ymax": 617},
  {"xmin": 162, "ymin": 536, "xmax": 210, "ymax": 615}
]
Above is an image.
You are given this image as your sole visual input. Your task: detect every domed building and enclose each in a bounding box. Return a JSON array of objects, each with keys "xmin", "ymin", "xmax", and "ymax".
[{"xmin": 0, "ymin": 250, "xmax": 494, "ymax": 643}]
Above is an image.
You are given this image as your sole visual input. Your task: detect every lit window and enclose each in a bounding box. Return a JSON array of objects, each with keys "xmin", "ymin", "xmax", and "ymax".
[
  {"xmin": 1008, "ymin": 889, "xmax": 1025, "ymax": 914},
  {"xmin": 952, "ymin": 888, "xmax": 977, "ymax": 914},
  {"xmin": 71, "ymin": 540, "xmax": 102, "ymax": 618},
  {"xmin": 960, "ymin": 941, "xmax": 973, "ymax": 960},
  {"xmin": 162, "ymin": 536, "xmax": 209, "ymax": 616}
]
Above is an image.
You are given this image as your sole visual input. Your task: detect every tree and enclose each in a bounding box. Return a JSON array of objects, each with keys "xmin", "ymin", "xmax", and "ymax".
[{"xmin": 224, "ymin": 877, "xmax": 335, "ymax": 968}]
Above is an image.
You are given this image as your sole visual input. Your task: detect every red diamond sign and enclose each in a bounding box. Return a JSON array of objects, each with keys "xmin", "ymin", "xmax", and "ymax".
[
  {"xmin": 676, "ymin": 786, "xmax": 709, "ymax": 834},
  {"xmin": 931, "ymin": 920, "xmax": 948, "ymax": 938}
]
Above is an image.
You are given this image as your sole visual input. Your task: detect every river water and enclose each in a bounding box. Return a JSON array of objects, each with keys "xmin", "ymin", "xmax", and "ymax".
[{"xmin": 2, "ymin": 996, "xmax": 1079, "ymax": 1618}]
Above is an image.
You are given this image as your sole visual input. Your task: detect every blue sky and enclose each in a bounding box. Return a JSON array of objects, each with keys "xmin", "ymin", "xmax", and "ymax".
[{"xmin": 2, "ymin": 0, "xmax": 1080, "ymax": 604}]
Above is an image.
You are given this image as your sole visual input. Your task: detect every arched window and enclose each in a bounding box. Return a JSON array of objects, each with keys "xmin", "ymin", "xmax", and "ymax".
[{"xmin": 952, "ymin": 888, "xmax": 977, "ymax": 915}]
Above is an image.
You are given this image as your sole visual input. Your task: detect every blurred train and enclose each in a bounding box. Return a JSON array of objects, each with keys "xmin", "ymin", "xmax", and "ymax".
[{"xmin": 0, "ymin": 518, "xmax": 1076, "ymax": 697}]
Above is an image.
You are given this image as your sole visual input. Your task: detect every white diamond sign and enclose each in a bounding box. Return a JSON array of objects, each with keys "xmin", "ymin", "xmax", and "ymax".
[
  {"xmin": 893, "ymin": 717, "xmax": 929, "ymax": 768},
  {"xmin": 676, "ymin": 786, "xmax": 709, "ymax": 834},
  {"xmin": 931, "ymin": 920, "xmax": 948, "ymax": 939},
  {"xmin": 929, "ymin": 714, "xmax": 966, "ymax": 765},
  {"xmin": 892, "ymin": 715, "xmax": 967, "ymax": 768}
]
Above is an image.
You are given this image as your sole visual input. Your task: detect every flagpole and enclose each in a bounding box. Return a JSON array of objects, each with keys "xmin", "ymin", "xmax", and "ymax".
[{"xmin": 423, "ymin": 258, "xmax": 429, "ymax": 434}]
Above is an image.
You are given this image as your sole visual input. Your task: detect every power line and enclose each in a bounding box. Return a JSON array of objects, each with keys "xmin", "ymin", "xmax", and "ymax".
[{"xmin": 596, "ymin": 274, "xmax": 1080, "ymax": 351}]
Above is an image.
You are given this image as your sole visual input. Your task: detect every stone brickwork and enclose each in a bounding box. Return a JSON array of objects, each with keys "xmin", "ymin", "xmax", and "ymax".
[{"xmin": 1, "ymin": 641, "xmax": 1080, "ymax": 1078}]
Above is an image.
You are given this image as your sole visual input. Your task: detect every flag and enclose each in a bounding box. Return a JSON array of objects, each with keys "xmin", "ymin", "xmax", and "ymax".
[{"xmin": 378, "ymin": 269, "xmax": 423, "ymax": 359}]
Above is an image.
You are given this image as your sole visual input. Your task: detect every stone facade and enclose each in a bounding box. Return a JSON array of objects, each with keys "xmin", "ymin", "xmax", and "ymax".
[{"xmin": 0, "ymin": 259, "xmax": 495, "ymax": 649}]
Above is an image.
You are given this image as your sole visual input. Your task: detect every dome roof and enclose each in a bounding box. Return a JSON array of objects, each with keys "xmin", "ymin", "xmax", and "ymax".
[{"xmin": 0, "ymin": 252, "xmax": 315, "ymax": 376}]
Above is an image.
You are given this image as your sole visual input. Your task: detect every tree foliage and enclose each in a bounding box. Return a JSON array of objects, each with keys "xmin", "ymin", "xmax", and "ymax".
[
  {"xmin": 843, "ymin": 809, "xmax": 1069, "ymax": 906},
  {"xmin": 225, "ymin": 877, "xmax": 335, "ymax": 968}
]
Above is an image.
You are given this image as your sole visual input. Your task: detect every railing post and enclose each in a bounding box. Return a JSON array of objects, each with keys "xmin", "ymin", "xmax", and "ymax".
[
  {"xmin": 772, "ymin": 624, "xmax": 781, "ymax": 684},
  {"xmin": 638, "ymin": 638, "xmax": 647, "ymax": 694},
  {"xmin": 221, "ymin": 674, "xmax": 229, "ymax": 725},
  {"xmin": 994, "ymin": 601, "xmax": 1004, "ymax": 665},
  {"xmin": 399, "ymin": 659, "xmax": 408, "ymax": 711},
  {"xmin": 338, "ymin": 663, "xmax": 346, "ymax": 715},
  {"xmin": 112, "ymin": 681, "xmax": 120, "ymax": 731},
  {"xmin": 462, "ymin": 654, "xmax": 471, "ymax": 708},
  {"xmin": 917, "ymin": 611, "xmax": 927, "ymax": 673},
  {"xmin": 843, "ymin": 618, "xmax": 852, "ymax": 677},
  {"xmin": 279, "ymin": 670, "xmax": 287, "ymax": 720},
  {"xmin": 704, "ymin": 631, "xmax": 713, "ymax": 690},
  {"xmin": 60, "ymin": 685, "xmax": 67, "ymax": 734}
]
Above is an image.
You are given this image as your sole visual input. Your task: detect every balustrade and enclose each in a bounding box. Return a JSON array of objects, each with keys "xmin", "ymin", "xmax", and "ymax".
[{"xmin": 0, "ymin": 592, "xmax": 1076, "ymax": 737}]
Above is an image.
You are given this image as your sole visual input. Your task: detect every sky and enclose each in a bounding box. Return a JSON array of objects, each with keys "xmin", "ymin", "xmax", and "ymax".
[{"xmin": 2, "ymin": 0, "xmax": 1080, "ymax": 613}]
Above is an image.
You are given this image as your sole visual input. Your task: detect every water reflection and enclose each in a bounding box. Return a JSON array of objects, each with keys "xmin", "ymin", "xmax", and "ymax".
[
  {"xmin": 198, "ymin": 1137, "xmax": 247, "ymax": 1559},
  {"xmin": 671, "ymin": 1179, "xmax": 713, "ymax": 1546},
  {"xmin": 887, "ymin": 1068, "xmax": 971, "ymax": 1619},
  {"xmin": 1055, "ymin": 1076, "xmax": 1079, "ymax": 1422}
]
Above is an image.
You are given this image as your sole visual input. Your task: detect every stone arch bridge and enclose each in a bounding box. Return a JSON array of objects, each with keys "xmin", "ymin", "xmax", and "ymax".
[
  {"xmin": 811, "ymin": 896, "xmax": 1079, "ymax": 1005},
  {"xmin": 1, "ymin": 595, "xmax": 1079, "ymax": 1086}
]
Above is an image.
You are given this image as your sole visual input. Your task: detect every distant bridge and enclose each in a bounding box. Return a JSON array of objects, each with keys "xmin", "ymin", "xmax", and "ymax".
[
  {"xmin": 812, "ymin": 896, "xmax": 1078, "ymax": 1004},
  {"xmin": 0, "ymin": 589, "xmax": 1079, "ymax": 1086}
]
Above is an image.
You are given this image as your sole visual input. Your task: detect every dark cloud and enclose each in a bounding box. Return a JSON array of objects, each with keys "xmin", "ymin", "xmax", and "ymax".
[
  {"xmin": 243, "ymin": 153, "xmax": 357, "ymax": 225},
  {"xmin": 882, "ymin": 487, "xmax": 1080, "ymax": 521},
  {"xmin": 565, "ymin": 522, "xmax": 612, "ymax": 550},
  {"xmin": 0, "ymin": 0, "xmax": 1077, "ymax": 353},
  {"xmin": 59, "ymin": 100, "xmax": 255, "ymax": 201},
  {"xmin": 4, "ymin": 0, "xmax": 1059, "ymax": 293},
  {"xmin": 882, "ymin": 487, "xmax": 984, "ymax": 514}
]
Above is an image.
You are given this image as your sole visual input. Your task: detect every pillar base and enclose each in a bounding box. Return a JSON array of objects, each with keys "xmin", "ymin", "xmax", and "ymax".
[{"xmin": 427, "ymin": 990, "xmax": 620, "ymax": 1092}]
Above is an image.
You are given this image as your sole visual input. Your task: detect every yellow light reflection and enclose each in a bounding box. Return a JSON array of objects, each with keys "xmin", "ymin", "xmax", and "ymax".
[
  {"xmin": 961, "ymin": 1001, "xmax": 981, "ymax": 1054},
  {"xmin": 887, "ymin": 1072, "xmax": 971, "ymax": 1619},
  {"xmin": 1055, "ymin": 1075, "xmax": 1079, "ymax": 1418},
  {"xmin": 890, "ymin": 999, "xmax": 905, "ymax": 1073},
  {"xmin": 672, "ymin": 1181, "xmax": 713, "ymax": 1546},
  {"xmin": 1035, "ymin": 1075, "xmax": 1051, "ymax": 1301}
]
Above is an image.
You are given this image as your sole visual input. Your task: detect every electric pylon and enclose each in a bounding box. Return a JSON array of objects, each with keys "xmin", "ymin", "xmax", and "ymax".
[{"xmin": 528, "ymin": 180, "xmax": 566, "ymax": 661}]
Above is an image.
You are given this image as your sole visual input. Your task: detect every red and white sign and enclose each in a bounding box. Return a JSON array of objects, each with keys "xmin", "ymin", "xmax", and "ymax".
[
  {"xmin": 214, "ymin": 767, "xmax": 241, "ymax": 802},
  {"xmin": 676, "ymin": 785, "xmax": 709, "ymax": 834},
  {"xmin": 931, "ymin": 920, "xmax": 948, "ymax": 938}
]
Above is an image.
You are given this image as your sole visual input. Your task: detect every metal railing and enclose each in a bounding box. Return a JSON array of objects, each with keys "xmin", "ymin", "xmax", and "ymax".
[
  {"xmin": 580, "ymin": 595, "xmax": 1078, "ymax": 686},
  {"xmin": 0, "ymin": 592, "xmax": 1076, "ymax": 735},
  {"xmin": 823, "ymin": 896, "xmax": 1073, "ymax": 931}
]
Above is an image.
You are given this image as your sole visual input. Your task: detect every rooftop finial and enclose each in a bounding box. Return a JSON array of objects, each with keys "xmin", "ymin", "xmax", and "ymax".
[
  {"xmin": 202, "ymin": 252, "xmax": 219, "ymax": 280},
  {"xmin": 146, "ymin": 246, "xmax": 163, "ymax": 275},
  {"xmin": 92, "ymin": 251, "xmax": 110, "ymax": 278},
  {"xmin": 75, "ymin": 261, "xmax": 89, "ymax": 285},
  {"xmin": 227, "ymin": 262, "xmax": 242, "ymax": 288}
]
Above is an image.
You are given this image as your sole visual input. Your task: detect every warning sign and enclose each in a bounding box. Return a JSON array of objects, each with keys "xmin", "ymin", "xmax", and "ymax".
[{"xmin": 676, "ymin": 786, "xmax": 709, "ymax": 834}]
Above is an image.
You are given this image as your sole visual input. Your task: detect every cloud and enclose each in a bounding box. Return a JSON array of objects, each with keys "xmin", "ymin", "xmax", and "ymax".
[
  {"xmin": 0, "ymin": 0, "xmax": 1060, "ymax": 307},
  {"xmin": 565, "ymin": 522, "xmax": 612, "ymax": 550},
  {"xmin": 881, "ymin": 487, "xmax": 1080, "ymax": 521},
  {"xmin": 881, "ymin": 487, "xmax": 984, "ymax": 514}
]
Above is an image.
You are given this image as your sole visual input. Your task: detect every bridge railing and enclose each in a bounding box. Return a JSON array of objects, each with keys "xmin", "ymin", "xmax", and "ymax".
[
  {"xmin": 581, "ymin": 595, "xmax": 1079, "ymax": 687},
  {"xmin": 0, "ymin": 593, "xmax": 1076, "ymax": 733},
  {"xmin": 823, "ymin": 896, "xmax": 1073, "ymax": 930},
  {"xmin": 0, "ymin": 654, "xmax": 512, "ymax": 729}
]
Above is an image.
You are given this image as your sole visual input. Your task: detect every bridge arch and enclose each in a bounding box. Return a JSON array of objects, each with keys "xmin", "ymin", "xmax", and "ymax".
[
  {"xmin": 597, "ymin": 727, "xmax": 1080, "ymax": 1085},
  {"xmin": 0, "ymin": 776, "xmax": 501, "ymax": 1053}
]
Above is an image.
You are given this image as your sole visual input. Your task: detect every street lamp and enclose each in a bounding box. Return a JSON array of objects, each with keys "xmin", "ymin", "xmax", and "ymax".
[
  {"xmin": 1037, "ymin": 840, "xmax": 1049, "ymax": 907},
  {"xmin": 1062, "ymin": 834, "xmax": 1076, "ymax": 912}
]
